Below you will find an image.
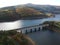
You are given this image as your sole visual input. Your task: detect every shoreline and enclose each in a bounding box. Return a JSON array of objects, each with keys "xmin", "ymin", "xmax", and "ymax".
[{"xmin": 0, "ymin": 15, "xmax": 54, "ymax": 22}]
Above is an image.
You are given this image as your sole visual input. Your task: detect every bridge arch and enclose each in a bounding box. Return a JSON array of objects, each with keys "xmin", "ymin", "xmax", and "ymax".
[
  {"xmin": 16, "ymin": 24, "xmax": 49, "ymax": 34},
  {"xmin": 38, "ymin": 27, "xmax": 40, "ymax": 31},
  {"xmin": 34, "ymin": 28, "xmax": 36, "ymax": 32}
]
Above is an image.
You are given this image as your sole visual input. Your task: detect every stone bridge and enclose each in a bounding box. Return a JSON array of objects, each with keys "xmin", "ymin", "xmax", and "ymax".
[{"xmin": 16, "ymin": 24, "xmax": 49, "ymax": 34}]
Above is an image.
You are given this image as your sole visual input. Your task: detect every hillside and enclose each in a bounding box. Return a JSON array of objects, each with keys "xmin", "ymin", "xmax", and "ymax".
[
  {"xmin": 16, "ymin": 7, "xmax": 43, "ymax": 16},
  {"xmin": 23, "ymin": 3, "xmax": 60, "ymax": 14},
  {"xmin": 0, "ymin": 30, "xmax": 35, "ymax": 45},
  {"xmin": 15, "ymin": 3, "xmax": 60, "ymax": 13},
  {"xmin": 1, "ymin": 3, "xmax": 60, "ymax": 14},
  {"xmin": 0, "ymin": 6, "xmax": 53, "ymax": 22},
  {"xmin": 0, "ymin": 3, "xmax": 58, "ymax": 22},
  {"xmin": 43, "ymin": 21, "xmax": 60, "ymax": 32}
]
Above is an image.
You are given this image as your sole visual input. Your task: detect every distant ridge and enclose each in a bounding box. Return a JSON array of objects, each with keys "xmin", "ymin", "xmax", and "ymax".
[
  {"xmin": 0, "ymin": 3, "xmax": 59, "ymax": 22},
  {"xmin": 0, "ymin": 3, "xmax": 60, "ymax": 13}
]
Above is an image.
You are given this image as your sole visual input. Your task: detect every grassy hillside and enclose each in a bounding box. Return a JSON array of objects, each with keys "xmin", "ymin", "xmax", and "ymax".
[
  {"xmin": 43, "ymin": 21, "xmax": 60, "ymax": 32},
  {"xmin": 0, "ymin": 3, "xmax": 55, "ymax": 22},
  {"xmin": 0, "ymin": 7, "xmax": 53, "ymax": 22},
  {"xmin": 16, "ymin": 7, "xmax": 43, "ymax": 16},
  {"xmin": 0, "ymin": 8, "xmax": 20, "ymax": 22},
  {"xmin": 0, "ymin": 30, "xmax": 35, "ymax": 45}
]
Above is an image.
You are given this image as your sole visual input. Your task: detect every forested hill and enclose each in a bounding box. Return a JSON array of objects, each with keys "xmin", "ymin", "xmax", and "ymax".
[
  {"xmin": 0, "ymin": 3, "xmax": 59, "ymax": 22},
  {"xmin": 1, "ymin": 3, "xmax": 60, "ymax": 14},
  {"xmin": 0, "ymin": 30, "xmax": 35, "ymax": 45}
]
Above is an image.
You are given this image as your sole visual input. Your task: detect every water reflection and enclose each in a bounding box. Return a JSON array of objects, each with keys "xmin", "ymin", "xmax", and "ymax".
[
  {"xmin": 0, "ymin": 14, "xmax": 60, "ymax": 30},
  {"xmin": 0, "ymin": 21, "xmax": 21, "ymax": 30}
]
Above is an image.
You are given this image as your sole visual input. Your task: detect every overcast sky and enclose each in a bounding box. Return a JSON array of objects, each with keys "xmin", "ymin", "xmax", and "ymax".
[{"xmin": 0, "ymin": 0, "xmax": 60, "ymax": 8}]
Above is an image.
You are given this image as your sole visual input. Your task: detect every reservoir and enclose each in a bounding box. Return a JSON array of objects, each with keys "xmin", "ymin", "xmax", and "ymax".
[
  {"xmin": 0, "ymin": 14, "xmax": 60, "ymax": 30},
  {"xmin": 27, "ymin": 30, "xmax": 60, "ymax": 45},
  {"xmin": 0, "ymin": 14, "xmax": 60, "ymax": 45}
]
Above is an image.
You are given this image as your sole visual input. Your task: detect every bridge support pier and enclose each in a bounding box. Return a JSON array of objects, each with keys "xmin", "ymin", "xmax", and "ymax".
[
  {"xmin": 17, "ymin": 24, "xmax": 49, "ymax": 34},
  {"xmin": 34, "ymin": 28, "xmax": 36, "ymax": 32},
  {"xmin": 25, "ymin": 30, "xmax": 28, "ymax": 34},
  {"xmin": 38, "ymin": 27, "xmax": 40, "ymax": 31},
  {"xmin": 40, "ymin": 26, "xmax": 43, "ymax": 31},
  {"xmin": 30, "ymin": 29, "xmax": 32, "ymax": 33}
]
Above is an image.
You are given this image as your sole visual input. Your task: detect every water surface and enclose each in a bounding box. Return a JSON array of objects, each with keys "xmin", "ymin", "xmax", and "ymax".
[
  {"xmin": 0, "ymin": 14, "xmax": 60, "ymax": 30},
  {"xmin": 27, "ymin": 30, "xmax": 60, "ymax": 45},
  {"xmin": 0, "ymin": 14, "xmax": 60, "ymax": 45}
]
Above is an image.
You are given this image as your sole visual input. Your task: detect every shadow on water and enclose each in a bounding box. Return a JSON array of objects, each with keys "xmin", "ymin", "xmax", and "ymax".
[
  {"xmin": 49, "ymin": 30, "xmax": 54, "ymax": 33},
  {"xmin": 27, "ymin": 30, "xmax": 60, "ymax": 45}
]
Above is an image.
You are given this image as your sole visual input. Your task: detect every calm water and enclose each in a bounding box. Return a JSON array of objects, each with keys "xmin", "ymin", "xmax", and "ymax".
[
  {"xmin": 0, "ymin": 14, "xmax": 60, "ymax": 45},
  {"xmin": 0, "ymin": 14, "xmax": 60, "ymax": 30},
  {"xmin": 27, "ymin": 30, "xmax": 60, "ymax": 45}
]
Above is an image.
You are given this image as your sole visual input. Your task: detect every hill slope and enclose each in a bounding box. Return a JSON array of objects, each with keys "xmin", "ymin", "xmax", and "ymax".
[
  {"xmin": 0, "ymin": 3, "xmax": 57, "ymax": 22},
  {"xmin": 0, "ymin": 30, "xmax": 35, "ymax": 45}
]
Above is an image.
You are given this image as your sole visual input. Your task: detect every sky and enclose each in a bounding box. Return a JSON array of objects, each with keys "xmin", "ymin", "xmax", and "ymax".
[{"xmin": 0, "ymin": 0, "xmax": 60, "ymax": 8}]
